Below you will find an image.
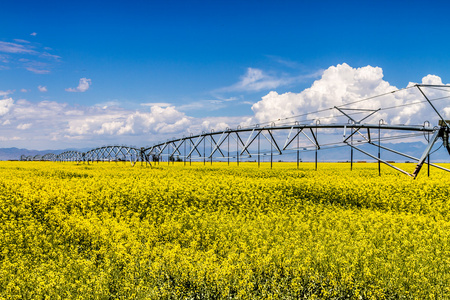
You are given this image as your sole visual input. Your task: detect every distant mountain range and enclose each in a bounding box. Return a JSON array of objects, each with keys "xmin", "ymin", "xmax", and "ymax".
[
  {"xmin": 1, "ymin": 142, "xmax": 449, "ymax": 162},
  {"xmin": 0, "ymin": 147, "xmax": 90, "ymax": 161}
]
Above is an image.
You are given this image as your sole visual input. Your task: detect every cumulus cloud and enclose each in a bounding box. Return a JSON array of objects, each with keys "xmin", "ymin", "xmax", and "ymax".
[
  {"xmin": 38, "ymin": 85, "xmax": 47, "ymax": 92},
  {"xmin": 65, "ymin": 78, "xmax": 91, "ymax": 92},
  {"xmin": 250, "ymin": 63, "xmax": 450, "ymax": 127},
  {"xmin": 0, "ymin": 94, "xmax": 248, "ymax": 149}
]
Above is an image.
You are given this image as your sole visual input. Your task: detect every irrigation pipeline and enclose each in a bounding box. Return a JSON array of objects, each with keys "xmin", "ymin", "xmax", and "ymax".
[{"xmin": 20, "ymin": 84, "xmax": 450, "ymax": 179}]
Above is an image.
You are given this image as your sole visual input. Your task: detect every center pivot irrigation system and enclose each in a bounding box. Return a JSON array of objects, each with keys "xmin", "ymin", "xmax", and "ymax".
[{"xmin": 22, "ymin": 84, "xmax": 450, "ymax": 179}]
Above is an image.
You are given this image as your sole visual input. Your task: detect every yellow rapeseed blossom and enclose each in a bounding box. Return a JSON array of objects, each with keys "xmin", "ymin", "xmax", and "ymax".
[{"xmin": 0, "ymin": 161, "xmax": 450, "ymax": 299}]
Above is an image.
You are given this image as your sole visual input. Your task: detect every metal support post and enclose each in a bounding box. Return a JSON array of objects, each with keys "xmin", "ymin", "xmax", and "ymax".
[
  {"xmin": 270, "ymin": 130, "xmax": 273, "ymax": 169},
  {"xmin": 237, "ymin": 132, "xmax": 239, "ymax": 166},
  {"xmin": 351, "ymin": 126, "xmax": 353, "ymax": 171},
  {"xmin": 227, "ymin": 132, "xmax": 230, "ymax": 166},
  {"xmin": 378, "ymin": 120, "xmax": 382, "ymax": 176},
  {"xmin": 297, "ymin": 128, "xmax": 299, "ymax": 169},
  {"xmin": 258, "ymin": 130, "xmax": 260, "ymax": 168},
  {"xmin": 315, "ymin": 126, "xmax": 318, "ymax": 171}
]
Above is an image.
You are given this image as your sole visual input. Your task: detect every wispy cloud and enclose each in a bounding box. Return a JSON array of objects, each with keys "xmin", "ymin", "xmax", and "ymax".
[
  {"xmin": 41, "ymin": 52, "xmax": 61, "ymax": 60},
  {"xmin": 38, "ymin": 85, "xmax": 47, "ymax": 92},
  {"xmin": 0, "ymin": 38, "xmax": 60, "ymax": 73},
  {"xmin": 94, "ymin": 100, "xmax": 121, "ymax": 109},
  {"xmin": 0, "ymin": 41, "xmax": 36, "ymax": 54},
  {"xmin": 266, "ymin": 55, "xmax": 303, "ymax": 69},
  {"xmin": 216, "ymin": 67, "xmax": 320, "ymax": 94},
  {"xmin": 30, "ymin": 32, "xmax": 37, "ymax": 36},
  {"xmin": 28, "ymin": 67, "xmax": 50, "ymax": 74},
  {"xmin": 178, "ymin": 100, "xmax": 223, "ymax": 111},
  {"xmin": 178, "ymin": 96, "xmax": 241, "ymax": 112},
  {"xmin": 0, "ymin": 90, "xmax": 14, "ymax": 98},
  {"xmin": 224, "ymin": 68, "xmax": 286, "ymax": 92},
  {"xmin": 141, "ymin": 102, "xmax": 172, "ymax": 107},
  {"xmin": 13, "ymin": 39, "xmax": 31, "ymax": 44},
  {"xmin": 65, "ymin": 78, "xmax": 91, "ymax": 92},
  {"xmin": 0, "ymin": 54, "xmax": 9, "ymax": 63}
]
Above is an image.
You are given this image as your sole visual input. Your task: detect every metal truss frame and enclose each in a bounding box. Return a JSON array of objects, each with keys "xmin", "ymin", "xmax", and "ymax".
[{"xmin": 20, "ymin": 84, "xmax": 450, "ymax": 179}]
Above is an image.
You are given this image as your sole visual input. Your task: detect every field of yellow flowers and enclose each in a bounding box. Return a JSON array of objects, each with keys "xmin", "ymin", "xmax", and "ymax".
[{"xmin": 1, "ymin": 161, "xmax": 450, "ymax": 299}]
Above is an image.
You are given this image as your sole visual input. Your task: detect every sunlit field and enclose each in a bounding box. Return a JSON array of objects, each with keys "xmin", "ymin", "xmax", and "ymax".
[{"xmin": 1, "ymin": 161, "xmax": 450, "ymax": 299}]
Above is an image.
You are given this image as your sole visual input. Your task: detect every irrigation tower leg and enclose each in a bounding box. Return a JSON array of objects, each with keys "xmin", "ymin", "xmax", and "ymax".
[
  {"xmin": 237, "ymin": 133, "xmax": 239, "ymax": 167},
  {"xmin": 270, "ymin": 137, "xmax": 273, "ymax": 169},
  {"xmin": 378, "ymin": 125, "xmax": 381, "ymax": 176},
  {"xmin": 227, "ymin": 134, "xmax": 230, "ymax": 166},
  {"xmin": 350, "ymin": 128, "xmax": 353, "ymax": 171},
  {"xmin": 297, "ymin": 128, "xmax": 299, "ymax": 169},
  {"xmin": 315, "ymin": 127, "xmax": 318, "ymax": 171},
  {"xmin": 427, "ymin": 131, "xmax": 430, "ymax": 177},
  {"xmin": 258, "ymin": 133, "xmax": 260, "ymax": 168}
]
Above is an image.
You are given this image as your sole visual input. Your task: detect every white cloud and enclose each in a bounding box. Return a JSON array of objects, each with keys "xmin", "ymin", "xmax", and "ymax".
[
  {"xmin": 38, "ymin": 85, "xmax": 47, "ymax": 92},
  {"xmin": 178, "ymin": 100, "xmax": 225, "ymax": 111},
  {"xmin": 0, "ymin": 136, "xmax": 23, "ymax": 141},
  {"xmin": 30, "ymin": 32, "xmax": 37, "ymax": 36},
  {"xmin": 141, "ymin": 102, "xmax": 172, "ymax": 107},
  {"xmin": 0, "ymin": 90, "xmax": 14, "ymax": 98},
  {"xmin": 219, "ymin": 68, "xmax": 289, "ymax": 93},
  {"xmin": 94, "ymin": 100, "xmax": 121, "ymax": 109},
  {"xmin": 1, "ymin": 63, "xmax": 449, "ymax": 151},
  {"xmin": 60, "ymin": 105, "xmax": 192, "ymax": 138},
  {"xmin": 65, "ymin": 78, "xmax": 92, "ymax": 92},
  {"xmin": 250, "ymin": 63, "xmax": 450, "ymax": 127},
  {"xmin": 0, "ymin": 98, "xmax": 14, "ymax": 116},
  {"xmin": 64, "ymin": 110, "xmax": 84, "ymax": 116},
  {"xmin": 17, "ymin": 123, "xmax": 32, "ymax": 130},
  {"xmin": 20, "ymin": 89, "xmax": 28, "ymax": 93},
  {"xmin": 216, "ymin": 67, "xmax": 322, "ymax": 94}
]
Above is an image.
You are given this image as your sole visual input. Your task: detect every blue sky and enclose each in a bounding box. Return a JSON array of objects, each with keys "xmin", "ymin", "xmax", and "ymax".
[{"xmin": 1, "ymin": 0, "xmax": 450, "ymax": 149}]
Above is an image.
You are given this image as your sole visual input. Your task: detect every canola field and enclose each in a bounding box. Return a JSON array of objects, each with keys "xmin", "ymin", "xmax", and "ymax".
[{"xmin": 1, "ymin": 161, "xmax": 450, "ymax": 299}]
